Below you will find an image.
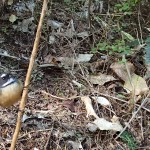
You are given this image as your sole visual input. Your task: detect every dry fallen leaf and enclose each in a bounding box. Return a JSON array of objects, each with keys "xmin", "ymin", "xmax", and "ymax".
[
  {"xmin": 47, "ymin": 19, "xmax": 63, "ymax": 29},
  {"xmin": 92, "ymin": 96, "xmax": 111, "ymax": 106},
  {"xmin": 89, "ymin": 73, "xmax": 116, "ymax": 85},
  {"xmin": 43, "ymin": 54, "xmax": 93, "ymax": 69},
  {"xmin": 110, "ymin": 62, "xmax": 149, "ymax": 96},
  {"xmin": 110, "ymin": 62, "xmax": 135, "ymax": 81},
  {"xmin": 86, "ymin": 123, "xmax": 98, "ymax": 132},
  {"xmin": 93, "ymin": 117, "xmax": 123, "ymax": 131},
  {"xmin": 44, "ymin": 54, "xmax": 58, "ymax": 65},
  {"xmin": 81, "ymin": 96, "xmax": 99, "ymax": 119},
  {"xmin": 63, "ymin": 99, "xmax": 76, "ymax": 112},
  {"xmin": 67, "ymin": 141, "xmax": 83, "ymax": 150},
  {"xmin": 124, "ymin": 73, "xmax": 149, "ymax": 95},
  {"xmin": 72, "ymin": 80, "xmax": 85, "ymax": 88}
]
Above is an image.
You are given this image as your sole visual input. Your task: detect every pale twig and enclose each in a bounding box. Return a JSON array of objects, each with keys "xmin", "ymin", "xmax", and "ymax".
[
  {"xmin": 41, "ymin": 90, "xmax": 150, "ymax": 112},
  {"xmin": 97, "ymin": 92, "xmax": 150, "ymax": 113},
  {"xmin": 9, "ymin": 1, "xmax": 47, "ymax": 149},
  {"xmin": 41, "ymin": 90, "xmax": 81, "ymax": 100},
  {"xmin": 124, "ymin": 60, "xmax": 136, "ymax": 111},
  {"xmin": 115, "ymin": 92, "xmax": 150, "ymax": 139}
]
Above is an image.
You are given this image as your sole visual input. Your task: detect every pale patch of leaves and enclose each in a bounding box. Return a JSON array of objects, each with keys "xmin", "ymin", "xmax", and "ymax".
[
  {"xmin": 89, "ymin": 73, "xmax": 116, "ymax": 85},
  {"xmin": 124, "ymin": 73, "xmax": 149, "ymax": 95},
  {"xmin": 110, "ymin": 61, "xmax": 135, "ymax": 81},
  {"xmin": 47, "ymin": 20, "xmax": 63, "ymax": 29},
  {"xmin": 81, "ymin": 96, "xmax": 99, "ymax": 119},
  {"xmin": 81, "ymin": 96, "xmax": 123, "ymax": 131},
  {"xmin": 111, "ymin": 62, "xmax": 149, "ymax": 95},
  {"xmin": 93, "ymin": 117, "xmax": 123, "ymax": 131},
  {"xmin": 43, "ymin": 54, "xmax": 93, "ymax": 69}
]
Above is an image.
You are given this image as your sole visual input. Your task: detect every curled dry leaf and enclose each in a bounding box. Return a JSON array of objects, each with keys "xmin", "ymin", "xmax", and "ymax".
[
  {"xmin": 44, "ymin": 54, "xmax": 58, "ymax": 65},
  {"xmin": 89, "ymin": 73, "xmax": 116, "ymax": 85},
  {"xmin": 81, "ymin": 96, "xmax": 99, "ymax": 119},
  {"xmin": 43, "ymin": 54, "xmax": 93, "ymax": 69},
  {"xmin": 21, "ymin": 17, "xmax": 34, "ymax": 32},
  {"xmin": 110, "ymin": 62, "xmax": 135, "ymax": 81},
  {"xmin": 47, "ymin": 20, "xmax": 63, "ymax": 29},
  {"xmin": 124, "ymin": 73, "xmax": 149, "ymax": 95},
  {"xmin": 93, "ymin": 117, "xmax": 123, "ymax": 131},
  {"xmin": 111, "ymin": 61, "xmax": 149, "ymax": 95},
  {"xmin": 92, "ymin": 96, "xmax": 111, "ymax": 106}
]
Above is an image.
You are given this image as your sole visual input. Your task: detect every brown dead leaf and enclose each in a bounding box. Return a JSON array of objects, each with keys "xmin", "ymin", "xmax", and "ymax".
[
  {"xmin": 110, "ymin": 62, "xmax": 135, "ymax": 81},
  {"xmin": 124, "ymin": 73, "xmax": 149, "ymax": 95},
  {"xmin": 44, "ymin": 54, "xmax": 58, "ymax": 65},
  {"xmin": 81, "ymin": 96, "xmax": 99, "ymax": 119},
  {"xmin": 63, "ymin": 100, "xmax": 76, "ymax": 112},
  {"xmin": 89, "ymin": 72, "xmax": 116, "ymax": 85}
]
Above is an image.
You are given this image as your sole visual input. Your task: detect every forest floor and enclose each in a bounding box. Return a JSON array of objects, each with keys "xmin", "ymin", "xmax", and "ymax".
[{"xmin": 0, "ymin": 0, "xmax": 150, "ymax": 150}]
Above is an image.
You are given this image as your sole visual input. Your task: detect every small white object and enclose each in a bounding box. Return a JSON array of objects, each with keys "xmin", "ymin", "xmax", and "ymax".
[
  {"xmin": 92, "ymin": 96, "xmax": 111, "ymax": 106},
  {"xmin": 94, "ymin": 118, "xmax": 123, "ymax": 131}
]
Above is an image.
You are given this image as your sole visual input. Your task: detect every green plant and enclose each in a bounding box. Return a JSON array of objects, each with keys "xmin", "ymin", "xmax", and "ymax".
[
  {"xmin": 1, "ymin": 26, "xmax": 9, "ymax": 34},
  {"xmin": 63, "ymin": 0, "xmax": 78, "ymax": 12},
  {"xmin": 120, "ymin": 131, "xmax": 137, "ymax": 150},
  {"xmin": 92, "ymin": 40, "xmax": 131, "ymax": 55},
  {"xmin": 114, "ymin": 0, "xmax": 140, "ymax": 14},
  {"xmin": 64, "ymin": 0, "xmax": 71, "ymax": 3}
]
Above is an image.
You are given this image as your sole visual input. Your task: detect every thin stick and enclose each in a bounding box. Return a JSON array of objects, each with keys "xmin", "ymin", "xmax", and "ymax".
[
  {"xmin": 115, "ymin": 92, "xmax": 150, "ymax": 139},
  {"xmin": 9, "ymin": 1, "xmax": 47, "ymax": 149},
  {"xmin": 41, "ymin": 90, "xmax": 150, "ymax": 112}
]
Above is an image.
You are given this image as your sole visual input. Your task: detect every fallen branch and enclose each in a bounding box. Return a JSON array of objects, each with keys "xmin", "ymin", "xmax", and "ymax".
[
  {"xmin": 9, "ymin": 0, "xmax": 47, "ymax": 149},
  {"xmin": 115, "ymin": 92, "xmax": 150, "ymax": 139},
  {"xmin": 41, "ymin": 90, "xmax": 150, "ymax": 112}
]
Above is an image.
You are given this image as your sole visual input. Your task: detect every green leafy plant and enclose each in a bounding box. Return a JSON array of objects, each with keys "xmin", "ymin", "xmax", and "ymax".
[
  {"xmin": 120, "ymin": 131, "xmax": 137, "ymax": 150},
  {"xmin": 63, "ymin": 0, "xmax": 78, "ymax": 12},
  {"xmin": 92, "ymin": 40, "xmax": 131, "ymax": 55},
  {"xmin": 64, "ymin": 0, "xmax": 71, "ymax": 3},
  {"xmin": 114, "ymin": 0, "xmax": 140, "ymax": 14}
]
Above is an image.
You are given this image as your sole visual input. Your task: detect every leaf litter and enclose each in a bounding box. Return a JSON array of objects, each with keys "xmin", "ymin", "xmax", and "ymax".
[{"xmin": 0, "ymin": 1, "xmax": 150, "ymax": 150}]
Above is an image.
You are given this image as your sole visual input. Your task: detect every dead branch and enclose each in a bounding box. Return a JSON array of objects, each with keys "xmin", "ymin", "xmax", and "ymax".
[{"xmin": 9, "ymin": 0, "xmax": 48, "ymax": 149}]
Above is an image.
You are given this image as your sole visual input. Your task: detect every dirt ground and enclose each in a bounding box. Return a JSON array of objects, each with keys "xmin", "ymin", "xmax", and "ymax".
[{"xmin": 0, "ymin": 0, "xmax": 150, "ymax": 150}]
